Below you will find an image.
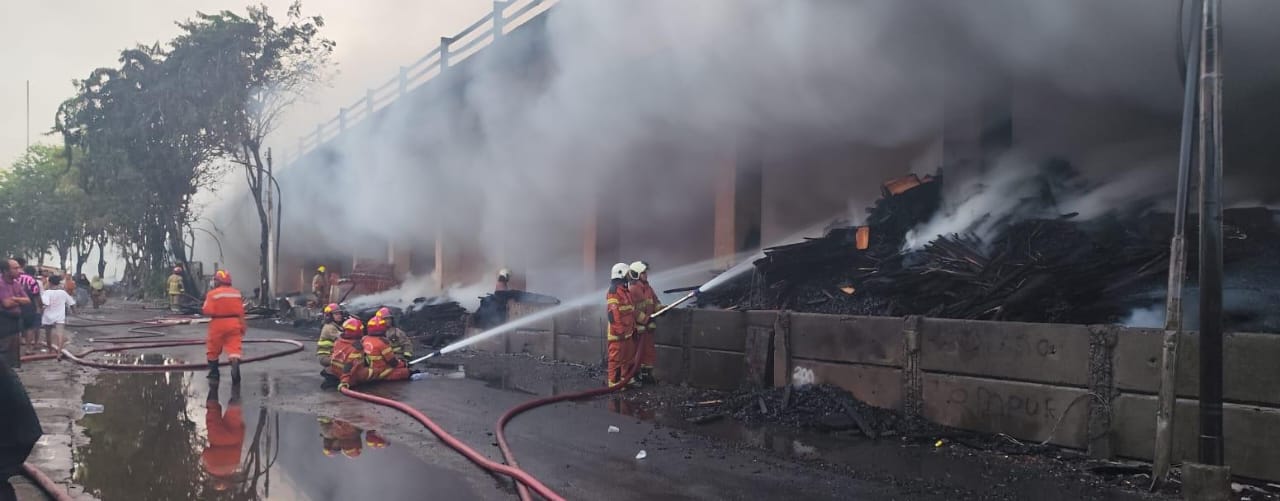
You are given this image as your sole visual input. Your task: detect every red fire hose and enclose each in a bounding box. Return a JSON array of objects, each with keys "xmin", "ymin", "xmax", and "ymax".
[
  {"xmin": 339, "ymin": 386, "xmax": 568, "ymax": 501},
  {"xmin": 495, "ymin": 337, "xmax": 646, "ymax": 501},
  {"xmin": 20, "ymin": 463, "xmax": 73, "ymax": 501}
]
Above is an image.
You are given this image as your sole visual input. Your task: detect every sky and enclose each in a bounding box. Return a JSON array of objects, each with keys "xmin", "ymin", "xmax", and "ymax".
[{"xmin": 0, "ymin": 0, "xmax": 492, "ymax": 169}]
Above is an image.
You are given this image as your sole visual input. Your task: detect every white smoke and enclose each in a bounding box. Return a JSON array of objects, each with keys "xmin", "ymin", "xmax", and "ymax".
[
  {"xmin": 195, "ymin": 0, "xmax": 1280, "ymax": 301},
  {"xmin": 1121, "ymin": 306, "xmax": 1166, "ymax": 329}
]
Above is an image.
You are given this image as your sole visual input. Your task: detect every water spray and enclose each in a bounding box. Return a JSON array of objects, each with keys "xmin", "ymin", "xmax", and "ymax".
[{"xmin": 410, "ymin": 350, "xmax": 442, "ymax": 365}]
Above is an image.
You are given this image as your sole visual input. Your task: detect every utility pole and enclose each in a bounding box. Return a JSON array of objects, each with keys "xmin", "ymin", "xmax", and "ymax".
[
  {"xmin": 1151, "ymin": 0, "xmax": 1201, "ymax": 488},
  {"xmin": 266, "ymin": 148, "xmax": 276, "ymax": 303},
  {"xmin": 1183, "ymin": 0, "xmax": 1230, "ymax": 497},
  {"xmin": 26, "ymin": 80, "xmax": 30, "ymax": 151}
]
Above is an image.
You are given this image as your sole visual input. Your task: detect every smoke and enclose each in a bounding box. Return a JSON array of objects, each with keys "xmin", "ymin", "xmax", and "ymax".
[
  {"xmin": 1121, "ymin": 306, "xmax": 1166, "ymax": 329},
  {"xmin": 197, "ymin": 0, "xmax": 1280, "ymax": 300}
]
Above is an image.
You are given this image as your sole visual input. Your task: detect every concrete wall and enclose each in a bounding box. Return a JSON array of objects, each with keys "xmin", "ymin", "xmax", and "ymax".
[{"xmin": 465, "ymin": 306, "xmax": 1280, "ymax": 482}]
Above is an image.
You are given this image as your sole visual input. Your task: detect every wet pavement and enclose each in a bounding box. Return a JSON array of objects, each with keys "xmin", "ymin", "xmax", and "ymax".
[
  {"xmin": 11, "ymin": 305, "xmax": 1186, "ymax": 500},
  {"xmin": 73, "ymin": 373, "xmax": 482, "ymax": 501}
]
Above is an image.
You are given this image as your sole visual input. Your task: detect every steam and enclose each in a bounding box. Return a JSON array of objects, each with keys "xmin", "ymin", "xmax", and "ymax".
[{"xmin": 1121, "ymin": 306, "xmax": 1166, "ymax": 329}]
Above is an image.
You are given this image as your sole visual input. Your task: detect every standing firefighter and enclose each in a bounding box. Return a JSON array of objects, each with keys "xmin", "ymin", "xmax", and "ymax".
[
  {"xmin": 628, "ymin": 261, "xmax": 660, "ymax": 384},
  {"xmin": 376, "ymin": 307, "xmax": 413, "ymax": 360},
  {"xmin": 312, "ymin": 266, "xmax": 329, "ymax": 306},
  {"xmin": 605, "ymin": 263, "xmax": 640, "ymax": 388},
  {"xmin": 202, "ymin": 270, "xmax": 245, "ymax": 384},
  {"xmin": 90, "ymin": 275, "xmax": 106, "ymax": 309},
  {"xmin": 168, "ymin": 267, "xmax": 185, "ymax": 312},
  {"xmin": 202, "ymin": 382, "xmax": 244, "ymax": 492}
]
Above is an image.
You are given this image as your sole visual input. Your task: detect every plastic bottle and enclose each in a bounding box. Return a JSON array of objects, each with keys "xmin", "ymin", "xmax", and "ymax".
[
  {"xmin": 410, "ymin": 372, "xmax": 429, "ymax": 381},
  {"xmin": 82, "ymin": 403, "xmax": 105, "ymax": 414}
]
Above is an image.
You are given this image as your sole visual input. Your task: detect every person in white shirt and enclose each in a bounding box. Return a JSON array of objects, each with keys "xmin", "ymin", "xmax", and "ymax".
[{"xmin": 39, "ymin": 276, "xmax": 75, "ymax": 350}]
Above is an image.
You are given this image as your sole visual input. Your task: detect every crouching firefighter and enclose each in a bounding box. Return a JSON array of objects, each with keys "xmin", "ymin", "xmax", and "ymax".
[
  {"xmin": 318, "ymin": 303, "xmax": 345, "ymax": 386},
  {"xmin": 375, "ymin": 307, "xmax": 414, "ymax": 360},
  {"xmin": 628, "ymin": 261, "xmax": 660, "ymax": 384},
  {"xmin": 360, "ymin": 315, "xmax": 414, "ymax": 383},
  {"xmin": 606, "ymin": 263, "xmax": 640, "ymax": 388},
  {"xmin": 203, "ymin": 270, "xmax": 245, "ymax": 384},
  {"xmin": 327, "ymin": 318, "xmax": 366, "ymax": 390}
]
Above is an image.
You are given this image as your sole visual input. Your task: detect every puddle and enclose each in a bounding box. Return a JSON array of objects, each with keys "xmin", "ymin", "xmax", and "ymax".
[{"xmin": 73, "ymin": 372, "xmax": 483, "ymax": 500}]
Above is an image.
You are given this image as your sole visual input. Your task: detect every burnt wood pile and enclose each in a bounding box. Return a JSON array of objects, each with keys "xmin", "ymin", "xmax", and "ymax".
[{"xmin": 699, "ymin": 168, "xmax": 1280, "ymax": 327}]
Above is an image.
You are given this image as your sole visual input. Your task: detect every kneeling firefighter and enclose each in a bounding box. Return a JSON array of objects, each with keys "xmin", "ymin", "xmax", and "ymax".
[
  {"xmin": 203, "ymin": 270, "xmax": 245, "ymax": 383},
  {"xmin": 317, "ymin": 303, "xmax": 345, "ymax": 367},
  {"xmin": 375, "ymin": 307, "xmax": 413, "ymax": 360},
  {"xmin": 606, "ymin": 263, "xmax": 640, "ymax": 388},
  {"xmin": 361, "ymin": 315, "xmax": 413, "ymax": 383},
  {"xmin": 328, "ymin": 318, "xmax": 367, "ymax": 390}
]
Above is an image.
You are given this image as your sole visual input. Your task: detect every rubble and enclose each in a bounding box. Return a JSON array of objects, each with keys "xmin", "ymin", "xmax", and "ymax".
[
  {"xmin": 471, "ymin": 290, "xmax": 561, "ymax": 329},
  {"xmin": 698, "ymin": 164, "xmax": 1280, "ymax": 330},
  {"xmin": 688, "ymin": 384, "xmax": 936, "ymax": 438}
]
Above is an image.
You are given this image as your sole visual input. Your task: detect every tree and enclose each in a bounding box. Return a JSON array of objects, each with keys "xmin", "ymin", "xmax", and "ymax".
[
  {"xmin": 0, "ymin": 145, "xmax": 82, "ymax": 266},
  {"xmin": 166, "ymin": 2, "xmax": 334, "ymax": 303}
]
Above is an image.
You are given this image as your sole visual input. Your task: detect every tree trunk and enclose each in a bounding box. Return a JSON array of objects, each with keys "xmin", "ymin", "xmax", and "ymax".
[
  {"xmin": 97, "ymin": 236, "xmax": 109, "ymax": 278},
  {"xmin": 167, "ymin": 218, "xmax": 199, "ymax": 298},
  {"xmin": 247, "ymin": 145, "xmax": 271, "ymax": 306},
  {"xmin": 57, "ymin": 245, "xmax": 71, "ymax": 272},
  {"xmin": 74, "ymin": 237, "xmax": 91, "ymax": 277}
]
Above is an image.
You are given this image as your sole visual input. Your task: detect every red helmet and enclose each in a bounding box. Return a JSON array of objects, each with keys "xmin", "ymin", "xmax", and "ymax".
[
  {"xmin": 366, "ymin": 316, "xmax": 388, "ymax": 335},
  {"xmin": 214, "ymin": 270, "xmax": 232, "ymax": 285},
  {"xmin": 375, "ymin": 307, "xmax": 392, "ymax": 318},
  {"xmin": 341, "ymin": 318, "xmax": 363, "ymax": 337},
  {"xmin": 323, "ymin": 303, "xmax": 341, "ymax": 314}
]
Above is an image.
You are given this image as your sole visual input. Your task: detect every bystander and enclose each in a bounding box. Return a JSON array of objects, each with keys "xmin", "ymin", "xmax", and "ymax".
[
  {"xmin": 40, "ymin": 276, "xmax": 75, "ymax": 350},
  {"xmin": 0, "ymin": 260, "xmax": 30, "ymax": 368}
]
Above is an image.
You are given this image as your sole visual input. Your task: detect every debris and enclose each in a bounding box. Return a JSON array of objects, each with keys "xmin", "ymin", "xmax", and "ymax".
[
  {"xmin": 82, "ymin": 403, "xmax": 105, "ymax": 414},
  {"xmin": 821, "ymin": 385, "xmax": 877, "ymax": 439},
  {"xmin": 635, "ymin": 450, "xmax": 647, "ymax": 460},
  {"xmin": 685, "ymin": 413, "xmax": 725, "ymax": 425},
  {"xmin": 935, "ymin": 439, "xmax": 944, "ymax": 448},
  {"xmin": 685, "ymin": 399, "xmax": 723, "ymax": 407},
  {"xmin": 608, "ymin": 425, "xmax": 620, "ymax": 433}
]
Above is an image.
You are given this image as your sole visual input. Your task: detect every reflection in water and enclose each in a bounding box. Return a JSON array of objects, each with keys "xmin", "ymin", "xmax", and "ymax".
[
  {"xmin": 74, "ymin": 373, "xmax": 481, "ymax": 500},
  {"xmin": 95, "ymin": 352, "xmax": 188, "ymax": 366}
]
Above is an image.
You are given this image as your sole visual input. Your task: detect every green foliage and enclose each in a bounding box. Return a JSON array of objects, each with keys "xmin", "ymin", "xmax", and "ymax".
[
  {"xmin": 50, "ymin": 1, "xmax": 332, "ymax": 292},
  {"xmin": 0, "ymin": 145, "xmax": 86, "ymax": 262}
]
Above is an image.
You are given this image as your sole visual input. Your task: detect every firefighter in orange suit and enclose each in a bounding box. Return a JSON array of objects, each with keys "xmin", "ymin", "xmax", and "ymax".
[
  {"xmin": 202, "ymin": 382, "xmax": 244, "ymax": 491},
  {"xmin": 330, "ymin": 318, "xmax": 368, "ymax": 390},
  {"xmin": 628, "ymin": 261, "xmax": 661, "ymax": 384},
  {"xmin": 318, "ymin": 417, "xmax": 364, "ymax": 457},
  {"xmin": 606, "ymin": 263, "xmax": 640, "ymax": 388},
  {"xmin": 365, "ymin": 430, "xmax": 389, "ymax": 449},
  {"xmin": 362, "ymin": 316, "xmax": 413, "ymax": 383},
  {"xmin": 203, "ymin": 270, "xmax": 245, "ymax": 383}
]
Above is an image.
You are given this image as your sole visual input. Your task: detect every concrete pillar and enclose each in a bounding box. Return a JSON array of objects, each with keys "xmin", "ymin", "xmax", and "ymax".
[
  {"xmin": 388, "ymin": 239, "xmax": 411, "ymax": 278},
  {"xmin": 713, "ymin": 152, "xmax": 763, "ymax": 267},
  {"xmin": 583, "ymin": 188, "xmax": 622, "ymax": 290}
]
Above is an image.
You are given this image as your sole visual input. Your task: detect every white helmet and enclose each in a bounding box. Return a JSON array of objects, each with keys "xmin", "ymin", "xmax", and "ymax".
[
  {"xmin": 628, "ymin": 261, "xmax": 647, "ymax": 279},
  {"xmin": 610, "ymin": 263, "xmax": 630, "ymax": 280},
  {"xmin": 498, "ymin": 268, "xmax": 511, "ymax": 280}
]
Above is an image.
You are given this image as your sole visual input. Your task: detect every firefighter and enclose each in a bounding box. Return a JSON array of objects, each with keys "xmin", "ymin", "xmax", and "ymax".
[
  {"xmin": 318, "ymin": 303, "xmax": 345, "ymax": 390},
  {"xmin": 495, "ymin": 268, "xmax": 511, "ymax": 292},
  {"xmin": 90, "ymin": 275, "xmax": 106, "ymax": 309},
  {"xmin": 375, "ymin": 307, "xmax": 413, "ymax": 360},
  {"xmin": 202, "ymin": 381, "xmax": 244, "ymax": 491},
  {"xmin": 317, "ymin": 417, "xmax": 364, "ymax": 458},
  {"xmin": 312, "ymin": 266, "xmax": 329, "ymax": 306},
  {"xmin": 361, "ymin": 315, "xmax": 413, "ymax": 383},
  {"xmin": 202, "ymin": 270, "xmax": 246, "ymax": 384},
  {"xmin": 328, "ymin": 318, "xmax": 368, "ymax": 390},
  {"xmin": 168, "ymin": 267, "xmax": 184, "ymax": 312},
  {"xmin": 605, "ymin": 263, "xmax": 640, "ymax": 388},
  {"xmin": 628, "ymin": 261, "xmax": 661, "ymax": 384}
]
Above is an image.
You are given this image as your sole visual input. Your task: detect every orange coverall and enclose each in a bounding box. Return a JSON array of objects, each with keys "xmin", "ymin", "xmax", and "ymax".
[
  {"xmin": 629, "ymin": 278, "xmax": 660, "ymax": 371},
  {"xmin": 605, "ymin": 282, "xmax": 637, "ymax": 386},
  {"xmin": 328, "ymin": 335, "xmax": 370, "ymax": 386},
  {"xmin": 202, "ymin": 400, "xmax": 245, "ymax": 480},
  {"xmin": 361, "ymin": 335, "xmax": 412, "ymax": 383},
  {"xmin": 202, "ymin": 285, "xmax": 246, "ymax": 361}
]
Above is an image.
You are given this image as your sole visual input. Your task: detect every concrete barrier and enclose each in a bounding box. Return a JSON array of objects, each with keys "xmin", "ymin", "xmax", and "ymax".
[{"xmin": 466, "ymin": 305, "xmax": 1280, "ymax": 482}]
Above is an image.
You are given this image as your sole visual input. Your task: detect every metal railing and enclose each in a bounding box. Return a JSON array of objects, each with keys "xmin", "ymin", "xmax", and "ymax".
[{"xmin": 287, "ymin": 0, "xmax": 557, "ymax": 165}]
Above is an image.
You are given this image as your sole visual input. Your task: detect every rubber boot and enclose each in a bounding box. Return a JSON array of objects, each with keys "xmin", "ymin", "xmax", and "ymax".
[
  {"xmin": 206, "ymin": 360, "xmax": 220, "ymax": 380},
  {"xmin": 230, "ymin": 359, "xmax": 241, "ymax": 385},
  {"xmin": 206, "ymin": 379, "xmax": 220, "ymax": 402}
]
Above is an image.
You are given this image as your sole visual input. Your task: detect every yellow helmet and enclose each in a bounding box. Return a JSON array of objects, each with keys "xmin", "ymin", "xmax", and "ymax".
[{"xmin": 317, "ymin": 265, "xmax": 326, "ymax": 273}]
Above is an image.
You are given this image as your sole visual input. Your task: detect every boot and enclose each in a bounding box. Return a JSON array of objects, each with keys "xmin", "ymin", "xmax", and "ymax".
[
  {"xmin": 230, "ymin": 359, "xmax": 241, "ymax": 385},
  {"xmin": 640, "ymin": 367, "xmax": 657, "ymax": 385},
  {"xmin": 206, "ymin": 379, "xmax": 220, "ymax": 402},
  {"xmin": 206, "ymin": 360, "xmax": 220, "ymax": 380}
]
